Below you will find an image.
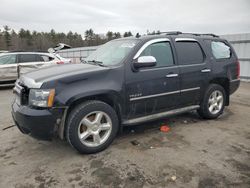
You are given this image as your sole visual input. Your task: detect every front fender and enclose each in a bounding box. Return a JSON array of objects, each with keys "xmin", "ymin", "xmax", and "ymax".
[{"xmin": 65, "ymin": 89, "xmax": 123, "ymax": 106}]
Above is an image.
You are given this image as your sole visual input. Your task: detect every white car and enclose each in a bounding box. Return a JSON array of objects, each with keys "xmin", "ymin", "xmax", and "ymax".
[{"xmin": 0, "ymin": 52, "xmax": 71, "ymax": 86}]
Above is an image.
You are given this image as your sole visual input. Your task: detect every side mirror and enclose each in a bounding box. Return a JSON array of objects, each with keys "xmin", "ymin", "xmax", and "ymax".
[{"xmin": 134, "ymin": 56, "xmax": 157, "ymax": 68}]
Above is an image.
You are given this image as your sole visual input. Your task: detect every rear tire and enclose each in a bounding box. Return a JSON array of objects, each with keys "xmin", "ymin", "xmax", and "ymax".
[
  {"xmin": 197, "ymin": 84, "xmax": 226, "ymax": 119},
  {"xmin": 66, "ymin": 100, "xmax": 119, "ymax": 154}
]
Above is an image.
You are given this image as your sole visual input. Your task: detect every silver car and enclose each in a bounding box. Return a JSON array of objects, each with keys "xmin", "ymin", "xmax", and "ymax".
[{"xmin": 0, "ymin": 52, "xmax": 71, "ymax": 86}]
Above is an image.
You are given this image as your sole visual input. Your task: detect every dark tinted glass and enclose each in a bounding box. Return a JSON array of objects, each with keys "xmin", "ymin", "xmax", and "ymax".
[
  {"xmin": 140, "ymin": 42, "xmax": 174, "ymax": 67},
  {"xmin": 19, "ymin": 54, "xmax": 41, "ymax": 63},
  {"xmin": 41, "ymin": 55, "xmax": 54, "ymax": 62},
  {"xmin": 36, "ymin": 55, "xmax": 44, "ymax": 62},
  {"xmin": 176, "ymin": 41, "xmax": 204, "ymax": 65}
]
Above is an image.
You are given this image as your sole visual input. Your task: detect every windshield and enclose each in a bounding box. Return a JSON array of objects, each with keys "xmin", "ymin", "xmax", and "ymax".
[{"xmin": 85, "ymin": 39, "xmax": 139, "ymax": 66}]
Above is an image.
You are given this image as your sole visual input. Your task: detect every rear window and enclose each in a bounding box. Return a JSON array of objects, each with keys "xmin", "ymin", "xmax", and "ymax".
[
  {"xmin": 211, "ymin": 41, "xmax": 231, "ymax": 59},
  {"xmin": 175, "ymin": 41, "xmax": 204, "ymax": 65}
]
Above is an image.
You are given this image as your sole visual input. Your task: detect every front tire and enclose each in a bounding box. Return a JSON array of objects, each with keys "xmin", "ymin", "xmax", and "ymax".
[
  {"xmin": 198, "ymin": 84, "xmax": 226, "ymax": 119},
  {"xmin": 66, "ymin": 100, "xmax": 119, "ymax": 154}
]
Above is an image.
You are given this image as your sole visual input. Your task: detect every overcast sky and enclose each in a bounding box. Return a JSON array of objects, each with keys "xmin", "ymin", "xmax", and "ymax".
[{"xmin": 0, "ymin": 0, "xmax": 250, "ymax": 35}]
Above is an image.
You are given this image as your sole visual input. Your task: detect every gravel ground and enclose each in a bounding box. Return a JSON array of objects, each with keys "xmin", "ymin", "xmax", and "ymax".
[{"xmin": 0, "ymin": 82, "xmax": 249, "ymax": 188}]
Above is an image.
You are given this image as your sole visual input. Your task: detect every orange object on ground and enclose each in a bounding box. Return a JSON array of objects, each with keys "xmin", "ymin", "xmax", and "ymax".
[{"xmin": 160, "ymin": 125, "xmax": 170, "ymax": 132}]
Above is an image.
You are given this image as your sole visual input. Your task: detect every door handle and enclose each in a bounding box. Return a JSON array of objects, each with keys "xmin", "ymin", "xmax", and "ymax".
[
  {"xmin": 166, "ymin": 73, "xmax": 178, "ymax": 78},
  {"xmin": 201, "ymin": 69, "xmax": 211, "ymax": 73}
]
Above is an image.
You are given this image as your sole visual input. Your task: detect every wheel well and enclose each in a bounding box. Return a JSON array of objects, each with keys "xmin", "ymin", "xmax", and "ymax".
[
  {"xmin": 67, "ymin": 94, "xmax": 122, "ymax": 120},
  {"xmin": 63, "ymin": 94, "xmax": 122, "ymax": 137},
  {"xmin": 209, "ymin": 78, "xmax": 229, "ymax": 106}
]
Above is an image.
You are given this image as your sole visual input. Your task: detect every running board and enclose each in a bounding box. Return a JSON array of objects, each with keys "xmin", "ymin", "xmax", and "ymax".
[{"xmin": 122, "ymin": 105, "xmax": 200, "ymax": 125}]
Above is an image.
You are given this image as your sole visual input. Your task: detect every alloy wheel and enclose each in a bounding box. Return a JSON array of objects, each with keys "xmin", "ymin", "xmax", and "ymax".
[
  {"xmin": 78, "ymin": 111, "xmax": 112, "ymax": 147},
  {"xmin": 208, "ymin": 90, "xmax": 224, "ymax": 115}
]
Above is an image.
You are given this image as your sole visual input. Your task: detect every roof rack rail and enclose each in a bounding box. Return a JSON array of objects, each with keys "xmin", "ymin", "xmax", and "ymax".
[
  {"xmin": 147, "ymin": 31, "xmax": 219, "ymax": 38},
  {"xmin": 160, "ymin": 31, "xmax": 183, "ymax": 35},
  {"xmin": 7, "ymin": 50, "xmax": 48, "ymax": 53},
  {"xmin": 182, "ymin": 33, "xmax": 219, "ymax": 38},
  {"xmin": 202, "ymin": 33, "xmax": 219, "ymax": 38},
  {"xmin": 148, "ymin": 31, "xmax": 182, "ymax": 35}
]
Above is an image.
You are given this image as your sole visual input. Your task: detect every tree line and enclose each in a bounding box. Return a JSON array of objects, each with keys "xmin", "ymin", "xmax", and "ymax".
[{"xmin": 0, "ymin": 26, "xmax": 139, "ymax": 51}]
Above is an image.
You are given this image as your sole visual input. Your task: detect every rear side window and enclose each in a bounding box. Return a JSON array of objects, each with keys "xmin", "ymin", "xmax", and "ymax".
[
  {"xmin": 40, "ymin": 55, "xmax": 54, "ymax": 62},
  {"xmin": 211, "ymin": 41, "xmax": 231, "ymax": 59},
  {"xmin": 0, "ymin": 54, "xmax": 16, "ymax": 65},
  {"xmin": 140, "ymin": 42, "xmax": 174, "ymax": 67},
  {"xmin": 175, "ymin": 41, "xmax": 204, "ymax": 65},
  {"xmin": 19, "ymin": 54, "xmax": 42, "ymax": 63}
]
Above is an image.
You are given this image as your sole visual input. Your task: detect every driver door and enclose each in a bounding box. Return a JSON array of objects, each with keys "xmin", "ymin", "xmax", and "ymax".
[{"xmin": 125, "ymin": 39, "xmax": 180, "ymax": 119}]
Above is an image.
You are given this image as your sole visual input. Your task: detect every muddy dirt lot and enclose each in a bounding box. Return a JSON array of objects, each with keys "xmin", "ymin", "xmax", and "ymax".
[{"xmin": 0, "ymin": 82, "xmax": 249, "ymax": 188}]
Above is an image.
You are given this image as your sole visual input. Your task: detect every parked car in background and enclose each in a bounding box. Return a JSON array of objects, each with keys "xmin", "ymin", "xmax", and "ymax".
[
  {"xmin": 0, "ymin": 52, "xmax": 71, "ymax": 86},
  {"xmin": 0, "ymin": 50, "xmax": 8, "ymax": 54}
]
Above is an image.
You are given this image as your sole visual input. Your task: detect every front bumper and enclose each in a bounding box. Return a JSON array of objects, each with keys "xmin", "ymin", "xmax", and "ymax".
[{"xmin": 11, "ymin": 102, "xmax": 64, "ymax": 140}]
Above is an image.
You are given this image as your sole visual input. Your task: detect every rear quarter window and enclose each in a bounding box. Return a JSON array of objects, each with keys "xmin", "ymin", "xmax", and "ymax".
[
  {"xmin": 211, "ymin": 41, "xmax": 231, "ymax": 59},
  {"xmin": 40, "ymin": 55, "xmax": 54, "ymax": 62},
  {"xmin": 175, "ymin": 41, "xmax": 204, "ymax": 65}
]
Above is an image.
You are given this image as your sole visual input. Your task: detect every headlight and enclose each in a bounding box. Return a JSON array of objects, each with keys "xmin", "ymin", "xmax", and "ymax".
[{"xmin": 29, "ymin": 89, "xmax": 55, "ymax": 107}]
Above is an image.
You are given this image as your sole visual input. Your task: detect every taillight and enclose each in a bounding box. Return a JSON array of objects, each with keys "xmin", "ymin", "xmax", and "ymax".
[
  {"xmin": 56, "ymin": 61, "xmax": 64, "ymax": 64},
  {"xmin": 236, "ymin": 61, "xmax": 240, "ymax": 79}
]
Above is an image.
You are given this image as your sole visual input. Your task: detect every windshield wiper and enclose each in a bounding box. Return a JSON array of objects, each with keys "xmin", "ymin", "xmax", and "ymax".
[{"xmin": 87, "ymin": 60, "xmax": 107, "ymax": 67}]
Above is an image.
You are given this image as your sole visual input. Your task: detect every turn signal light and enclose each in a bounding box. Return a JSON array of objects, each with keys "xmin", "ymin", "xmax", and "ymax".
[{"xmin": 47, "ymin": 89, "xmax": 55, "ymax": 107}]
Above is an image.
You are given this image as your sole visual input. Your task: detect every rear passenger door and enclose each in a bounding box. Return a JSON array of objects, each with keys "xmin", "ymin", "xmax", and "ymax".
[
  {"xmin": 174, "ymin": 38, "xmax": 210, "ymax": 106},
  {"xmin": 17, "ymin": 54, "xmax": 45, "ymax": 76}
]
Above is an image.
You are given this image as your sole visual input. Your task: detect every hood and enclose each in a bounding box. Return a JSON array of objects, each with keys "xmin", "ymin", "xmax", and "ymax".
[{"xmin": 20, "ymin": 63, "xmax": 109, "ymax": 88}]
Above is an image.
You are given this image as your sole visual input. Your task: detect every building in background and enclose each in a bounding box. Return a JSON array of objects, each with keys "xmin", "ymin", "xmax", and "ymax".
[
  {"xmin": 58, "ymin": 33, "xmax": 250, "ymax": 80},
  {"xmin": 58, "ymin": 46, "xmax": 98, "ymax": 64}
]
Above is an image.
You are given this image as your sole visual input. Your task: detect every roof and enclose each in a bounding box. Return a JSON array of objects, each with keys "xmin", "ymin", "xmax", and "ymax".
[
  {"xmin": 0, "ymin": 51, "xmax": 55, "ymax": 57},
  {"xmin": 111, "ymin": 32, "xmax": 221, "ymax": 43},
  {"xmin": 141, "ymin": 32, "xmax": 219, "ymax": 39}
]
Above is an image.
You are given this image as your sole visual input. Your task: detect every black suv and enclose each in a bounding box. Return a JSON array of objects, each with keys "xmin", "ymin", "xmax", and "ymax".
[{"xmin": 12, "ymin": 32, "xmax": 240, "ymax": 154}]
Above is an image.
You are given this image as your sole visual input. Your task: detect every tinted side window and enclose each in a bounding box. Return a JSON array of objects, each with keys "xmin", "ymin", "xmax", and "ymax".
[
  {"xmin": 211, "ymin": 41, "xmax": 231, "ymax": 59},
  {"xmin": 0, "ymin": 55, "xmax": 16, "ymax": 65},
  {"xmin": 40, "ymin": 55, "xmax": 54, "ymax": 62},
  {"xmin": 19, "ymin": 54, "xmax": 41, "ymax": 63},
  {"xmin": 140, "ymin": 42, "xmax": 174, "ymax": 67},
  {"xmin": 36, "ymin": 55, "xmax": 44, "ymax": 62},
  {"xmin": 175, "ymin": 41, "xmax": 204, "ymax": 65}
]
